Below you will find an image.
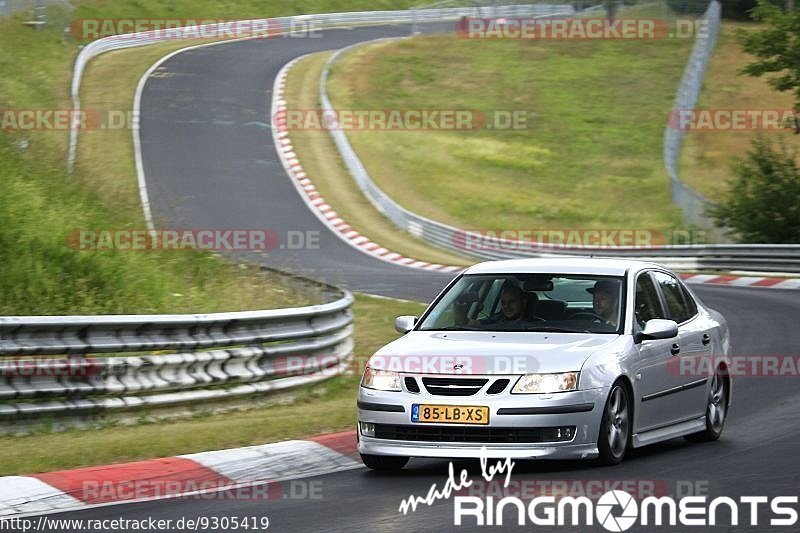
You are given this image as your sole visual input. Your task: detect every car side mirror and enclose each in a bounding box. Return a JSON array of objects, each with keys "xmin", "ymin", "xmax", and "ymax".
[
  {"xmin": 636, "ymin": 319, "xmax": 678, "ymax": 343},
  {"xmin": 394, "ymin": 315, "xmax": 417, "ymax": 334}
]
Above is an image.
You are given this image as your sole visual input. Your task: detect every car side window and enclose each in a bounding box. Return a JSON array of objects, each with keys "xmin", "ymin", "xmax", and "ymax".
[
  {"xmin": 634, "ymin": 272, "xmax": 665, "ymax": 328},
  {"xmin": 653, "ymin": 272, "xmax": 692, "ymax": 323},
  {"xmin": 680, "ymin": 284, "xmax": 698, "ymax": 317}
]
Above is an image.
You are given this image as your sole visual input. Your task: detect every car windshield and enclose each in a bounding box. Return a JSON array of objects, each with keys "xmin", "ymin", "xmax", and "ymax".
[{"xmin": 417, "ymin": 273, "xmax": 625, "ymax": 334}]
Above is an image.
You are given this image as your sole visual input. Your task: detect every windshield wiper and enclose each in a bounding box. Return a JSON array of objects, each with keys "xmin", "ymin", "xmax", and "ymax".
[
  {"xmin": 419, "ymin": 325, "xmax": 478, "ymax": 332},
  {"xmin": 524, "ymin": 326, "xmax": 592, "ymax": 333}
]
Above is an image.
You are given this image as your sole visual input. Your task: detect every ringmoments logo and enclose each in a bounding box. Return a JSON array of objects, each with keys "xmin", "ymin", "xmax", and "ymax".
[
  {"xmin": 397, "ymin": 450, "xmax": 798, "ymax": 528},
  {"xmin": 454, "ymin": 490, "xmax": 799, "ymax": 528},
  {"xmin": 596, "ymin": 490, "xmax": 638, "ymax": 531}
]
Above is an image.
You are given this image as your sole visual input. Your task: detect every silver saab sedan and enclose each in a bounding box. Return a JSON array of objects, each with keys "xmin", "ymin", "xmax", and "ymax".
[{"xmin": 357, "ymin": 258, "xmax": 731, "ymax": 470}]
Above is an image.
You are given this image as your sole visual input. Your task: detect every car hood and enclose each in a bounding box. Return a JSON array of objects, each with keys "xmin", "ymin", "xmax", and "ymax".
[{"xmin": 369, "ymin": 330, "xmax": 624, "ymax": 375}]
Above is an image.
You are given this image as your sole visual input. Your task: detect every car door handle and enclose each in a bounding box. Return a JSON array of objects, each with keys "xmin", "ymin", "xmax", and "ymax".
[
  {"xmin": 671, "ymin": 343, "xmax": 680, "ymax": 355},
  {"xmin": 702, "ymin": 334, "xmax": 711, "ymax": 346}
]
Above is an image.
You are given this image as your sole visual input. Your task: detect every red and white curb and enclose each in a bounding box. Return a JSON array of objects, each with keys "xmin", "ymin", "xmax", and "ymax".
[
  {"xmin": 0, "ymin": 431, "xmax": 359, "ymax": 518},
  {"xmin": 270, "ymin": 56, "xmax": 461, "ymax": 275},
  {"xmin": 270, "ymin": 59, "xmax": 800, "ymax": 289},
  {"xmin": 680, "ymin": 273, "xmax": 800, "ymax": 289}
]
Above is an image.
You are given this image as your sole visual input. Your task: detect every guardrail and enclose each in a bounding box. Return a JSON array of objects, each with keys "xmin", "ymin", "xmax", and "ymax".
[
  {"xmin": 663, "ymin": 0, "xmax": 721, "ymax": 227},
  {"xmin": 0, "ymin": 0, "xmax": 66, "ymax": 17},
  {"xmin": 0, "ymin": 291, "xmax": 354, "ymax": 425},
  {"xmin": 66, "ymin": 3, "xmax": 574, "ymax": 173},
  {"xmin": 317, "ymin": 0, "xmax": 800, "ymax": 273}
]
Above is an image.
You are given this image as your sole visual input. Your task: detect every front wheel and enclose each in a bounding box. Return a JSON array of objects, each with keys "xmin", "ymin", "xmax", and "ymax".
[
  {"xmin": 597, "ymin": 382, "xmax": 631, "ymax": 465},
  {"xmin": 685, "ymin": 371, "xmax": 728, "ymax": 442},
  {"xmin": 361, "ymin": 454, "xmax": 409, "ymax": 471}
]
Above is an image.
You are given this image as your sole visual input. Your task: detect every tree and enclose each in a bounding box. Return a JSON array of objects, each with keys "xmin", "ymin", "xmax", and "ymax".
[
  {"xmin": 739, "ymin": 0, "xmax": 800, "ymax": 113},
  {"xmin": 707, "ymin": 138, "xmax": 800, "ymax": 243},
  {"xmin": 604, "ymin": 0, "xmax": 617, "ymax": 21}
]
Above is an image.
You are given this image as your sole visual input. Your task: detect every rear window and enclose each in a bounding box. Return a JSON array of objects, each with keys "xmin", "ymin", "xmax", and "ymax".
[{"xmin": 653, "ymin": 271, "xmax": 694, "ymax": 323}]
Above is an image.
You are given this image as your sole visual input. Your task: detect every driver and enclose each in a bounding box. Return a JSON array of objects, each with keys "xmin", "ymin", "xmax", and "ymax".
[
  {"xmin": 454, "ymin": 282, "xmax": 529, "ymax": 325},
  {"xmin": 487, "ymin": 283, "xmax": 527, "ymax": 324},
  {"xmin": 587, "ymin": 279, "xmax": 620, "ymax": 328}
]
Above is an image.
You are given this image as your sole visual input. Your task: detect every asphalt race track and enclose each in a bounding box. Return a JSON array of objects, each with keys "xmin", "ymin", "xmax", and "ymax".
[
  {"xmin": 30, "ymin": 286, "xmax": 800, "ymax": 532},
  {"xmin": 27, "ymin": 24, "xmax": 800, "ymax": 532},
  {"xmin": 137, "ymin": 24, "xmax": 456, "ymax": 301}
]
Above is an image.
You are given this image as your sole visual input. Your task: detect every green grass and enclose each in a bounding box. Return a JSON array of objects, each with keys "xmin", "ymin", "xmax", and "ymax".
[
  {"xmin": 0, "ymin": 1, "xmax": 419, "ymax": 315},
  {"xmin": 0, "ymin": 293, "xmax": 427, "ymax": 475},
  {"xmin": 0, "ymin": 132, "xmax": 317, "ymax": 315},
  {"xmin": 0, "ymin": 0, "xmax": 429, "ymax": 471},
  {"xmin": 283, "ymin": 52, "xmax": 472, "ymax": 267},
  {"xmin": 679, "ymin": 22, "xmax": 800, "ymax": 200},
  {"xmin": 327, "ymin": 22, "xmax": 693, "ymax": 233},
  {"xmin": 68, "ymin": 0, "xmax": 419, "ymax": 21}
]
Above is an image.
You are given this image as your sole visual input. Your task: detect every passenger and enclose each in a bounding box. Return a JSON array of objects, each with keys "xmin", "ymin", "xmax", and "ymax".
[{"xmin": 587, "ymin": 279, "xmax": 621, "ymax": 327}]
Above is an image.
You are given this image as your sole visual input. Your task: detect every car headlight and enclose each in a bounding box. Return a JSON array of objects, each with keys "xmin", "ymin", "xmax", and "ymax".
[
  {"xmin": 512, "ymin": 372, "xmax": 579, "ymax": 394},
  {"xmin": 361, "ymin": 366, "xmax": 401, "ymax": 391}
]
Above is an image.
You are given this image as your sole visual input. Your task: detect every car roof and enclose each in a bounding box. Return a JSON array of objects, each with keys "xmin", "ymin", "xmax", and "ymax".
[{"xmin": 463, "ymin": 257, "xmax": 666, "ymax": 276}]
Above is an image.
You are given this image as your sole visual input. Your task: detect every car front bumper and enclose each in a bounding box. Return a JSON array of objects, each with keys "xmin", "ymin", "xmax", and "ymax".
[{"xmin": 357, "ymin": 383, "xmax": 608, "ymax": 460}]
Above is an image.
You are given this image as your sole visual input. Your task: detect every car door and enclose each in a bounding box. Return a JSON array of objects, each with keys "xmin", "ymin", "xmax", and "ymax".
[
  {"xmin": 632, "ymin": 270, "xmax": 684, "ymax": 432},
  {"xmin": 652, "ymin": 271, "xmax": 709, "ymax": 421}
]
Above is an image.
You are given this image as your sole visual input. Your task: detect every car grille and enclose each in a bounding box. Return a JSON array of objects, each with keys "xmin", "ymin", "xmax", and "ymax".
[
  {"xmin": 404, "ymin": 377, "xmax": 420, "ymax": 393},
  {"xmin": 373, "ymin": 424, "xmax": 576, "ymax": 443},
  {"xmin": 486, "ymin": 378, "xmax": 510, "ymax": 394},
  {"xmin": 421, "ymin": 377, "xmax": 488, "ymax": 396}
]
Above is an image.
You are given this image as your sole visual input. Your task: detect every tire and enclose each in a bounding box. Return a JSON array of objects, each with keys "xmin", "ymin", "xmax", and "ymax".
[
  {"xmin": 360, "ymin": 453, "xmax": 409, "ymax": 471},
  {"xmin": 597, "ymin": 381, "xmax": 631, "ymax": 465},
  {"xmin": 685, "ymin": 371, "xmax": 728, "ymax": 443}
]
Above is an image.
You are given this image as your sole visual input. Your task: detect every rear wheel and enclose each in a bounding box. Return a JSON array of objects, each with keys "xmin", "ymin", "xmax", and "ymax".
[
  {"xmin": 597, "ymin": 382, "xmax": 631, "ymax": 465},
  {"xmin": 360, "ymin": 454, "xmax": 409, "ymax": 471},
  {"xmin": 686, "ymin": 371, "xmax": 728, "ymax": 442}
]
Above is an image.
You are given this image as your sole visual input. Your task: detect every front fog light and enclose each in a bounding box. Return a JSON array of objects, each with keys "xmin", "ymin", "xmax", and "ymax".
[
  {"xmin": 557, "ymin": 427, "xmax": 574, "ymax": 440},
  {"xmin": 360, "ymin": 422, "xmax": 375, "ymax": 437}
]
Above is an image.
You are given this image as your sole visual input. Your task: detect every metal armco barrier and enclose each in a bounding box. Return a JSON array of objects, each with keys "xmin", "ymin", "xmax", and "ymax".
[
  {"xmin": 0, "ymin": 0, "xmax": 68, "ymax": 17},
  {"xmin": 66, "ymin": 3, "xmax": 573, "ymax": 173},
  {"xmin": 0, "ymin": 291, "xmax": 354, "ymax": 421},
  {"xmin": 319, "ymin": 1, "xmax": 800, "ymax": 272},
  {"xmin": 663, "ymin": 0, "xmax": 721, "ymax": 227}
]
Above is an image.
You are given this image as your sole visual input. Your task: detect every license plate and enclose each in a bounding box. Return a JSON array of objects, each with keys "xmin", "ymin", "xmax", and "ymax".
[{"xmin": 411, "ymin": 404, "xmax": 489, "ymax": 425}]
